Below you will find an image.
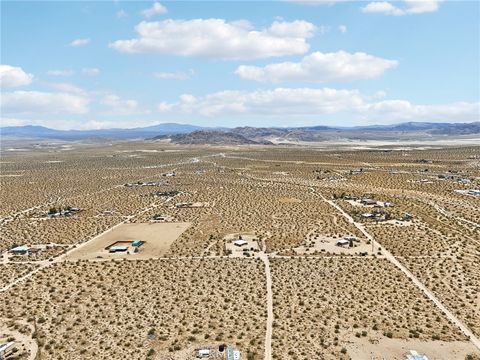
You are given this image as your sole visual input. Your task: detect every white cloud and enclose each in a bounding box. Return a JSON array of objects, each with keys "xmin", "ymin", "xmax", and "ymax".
[
  {"xmin": 69, "ymin": 38, "xmax": 90, "ymax": 47},
  {"xmin": 141, "ymin": 2, "xmax": 167, "ymax": 17},
  {"xmin": 338, "ymin": 25, "xmax": 347, "ymax": 33},
  {"xmin": 110, "ymin": 19, "xmax": 316, "ymax": 60},
  {"xmin": 287, "ymin": 0, "xmax": 349, "ymax": 6},
  {"xmin": 0, "ymin": 65, "xmax": 33, "ymax": 88},
  {"xmin": 157, "ymin": 87, "xmax": 479, "ymax": 123},
  {"xmin": 362, "ymin": 2, "xmax": 404, "ymax": 15},
  {"xmin": 362, "ymin": 0, "xmax": 440, "ymax": 16},
  {"xmin": 154, "ymin": 69, "xmax": 194, "ymax": 80},
  {"xmin": 362, "ymin": 100, "xmax": 479, "ymax": 122},
  {"xmin": 47, "ymin": 69, "xmax": 74, "ymax": 77},
  {"xmin": 48, "ymin": 82, "xmax": 88, "ymax": 96},
  {"xmin": 1, "ymin": 91, "xmax": 89, "ymax": 115},
  {"xmin": 267, "ymin": 20, "xmax": 317, "ymax": 37},
  {"xmin": 100, "ymin": 94, "xmax": 147, "ymax": 116},
  {"xmin": 81, "ymin": 67, "xmax": 100, "ymax": 76},
  {"xmin": 235, "ymin": 51, "xmax": 398, "ymax": 83},
  {"xmin": 403, "ymin": 0, "xmax": 440, "ymax": 14},
  {"xmin": 117, "ymin": 9, "xmax": 128, "ymax": 19},
  {"xmin": 158, "ymin": 88, "xmax": 365, "ymax": 117}
]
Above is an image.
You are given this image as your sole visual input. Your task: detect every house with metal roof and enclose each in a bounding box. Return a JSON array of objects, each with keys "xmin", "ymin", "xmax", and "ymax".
[
  {"xmin": 9, "ymin": 245, "xmax": 30, "ymax": 254},
  {"xmin": 233, "ymin": 240, "xmax": 248, "ymax": 247},
  {"xmin": 109, "ymin": 245, "xmax": 128, "ymax": 253},
  {"xmin": 405, "ymin": 350, "xmax": 428, "ymax": 360}
]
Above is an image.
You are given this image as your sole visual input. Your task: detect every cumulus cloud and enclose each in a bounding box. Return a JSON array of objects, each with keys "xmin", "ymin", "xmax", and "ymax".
[
  {"xmin": 81, "ymin": 67, "xmax": 100, "ymax": 76},
  {"xmin": 48, "ymin": 82, "xmax": 88, "ymax": 96},
  {"xmin": 158, "ymin": 88, "xmax": 365, "ymax": 117},
  {"xmin": 100, "ymin": 94, "xmax": 147, "ymax": 116},
  {"xmin": 235, "ymin": 51, "xmax": 398, "ymax": 83},
  {"xmin": 157, "ymin": 87, "xmax": 479, "ymax": 123},
  {"xmin": 110, "ymin": 19, "xmax": 316, "ymax": 60},
  {"xmin": 362, "ymin": 0, "xmax": 440, "ymax": 16},
  {"xmin": 154, "ymin": 69, "xmax": 194, "ymax": 80},
  {"xmin": 141, "ymin": 2, "xmax": 167, "ymax": 17},
  {"xmin": 69, "ymin": 38, "xmax": 90, "ymax": 46},
  {"xmin": 0, "ymin": 65, "xmax": 33, "ymax": 87},
  {"xmin": 338, "ymin": 25, "xmax": 347, "ymax": 33},
  {"xmin": 47, "ymin": 69, "xmax": 74, "ymax": 77},
  {"xmin": 1, "ymin": 91, "xmax": 89, "ymax": 115}
]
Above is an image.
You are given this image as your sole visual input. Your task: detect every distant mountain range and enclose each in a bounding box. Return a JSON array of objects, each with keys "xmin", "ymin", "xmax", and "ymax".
[
  {"xmin": 0, "ymin": 123, "xmax": 205, "ymax": 140},
  {"xmin": 1, "ymin": 122, "xmax": 479, "ymax": 144}
]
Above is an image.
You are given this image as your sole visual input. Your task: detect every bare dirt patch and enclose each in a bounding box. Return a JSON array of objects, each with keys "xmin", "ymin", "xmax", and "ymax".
[
  {"xmin": 292, "ymin": 234, "xmax": 374, "ymax": 256},
  {"xmin": 345, "ymin": 333, "xmax": 479, "ymax": 360},
  {"xmin": 66, "ymin": 222, "xmax": 191, "ymax": 260}
]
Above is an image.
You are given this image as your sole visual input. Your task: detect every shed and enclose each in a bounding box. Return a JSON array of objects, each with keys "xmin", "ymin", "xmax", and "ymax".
[
  {"xmin": 196, "ymin": 349, "xmax": 210, "ymax": 358},
  {"xmin": 109, "ymin": 246, "xmax": 128, "ymax": 253},
  {"xmin": 131, "ymin": 240, "xmax": 142, "ymax": 247},
  {"xmin": 233, "ymin": 240, "xmax": 248, "ymax": 247},
  {"xmin": 226, "ymin": 347, "xmax": 240, "ymax": 360}
]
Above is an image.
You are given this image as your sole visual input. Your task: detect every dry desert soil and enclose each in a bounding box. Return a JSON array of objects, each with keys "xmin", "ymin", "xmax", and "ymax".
[{"xmin": 1, "ymin": 142, "xmax": 479, "ymax": 360}]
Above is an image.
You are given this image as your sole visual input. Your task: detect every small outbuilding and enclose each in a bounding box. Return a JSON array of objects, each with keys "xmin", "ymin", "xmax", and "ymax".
[
  {"xmin": 226, "ymin": 346, "xmax": 241, "ymax": 360},
  {"xmin": 131, "ymin": 240, "xmax": 142, "ymax": 247},
  {"xmin": 196, "ymin": 349, "xmax": 210, "ymax": 358}
]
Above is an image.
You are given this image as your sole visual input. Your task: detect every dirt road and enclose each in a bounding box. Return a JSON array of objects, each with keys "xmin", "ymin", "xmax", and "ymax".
[{"xmin": 259, "ymin": 253, "xmax": 273, "ymax": 360}]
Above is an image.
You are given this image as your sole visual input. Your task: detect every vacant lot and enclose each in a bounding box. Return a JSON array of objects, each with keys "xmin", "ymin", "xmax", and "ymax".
[
  {"xmin": 0, "ymin": 259, "xmax": 266, "ymax": 360},
  {"xmin": 270, "ymin": 257, "xmax": 469, "ymax": 360}
]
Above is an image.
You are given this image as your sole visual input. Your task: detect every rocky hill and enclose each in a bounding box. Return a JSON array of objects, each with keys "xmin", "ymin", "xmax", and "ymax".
[{"xmin": 152, "ymin": 130, "xmax": 272, "ymax": 145}]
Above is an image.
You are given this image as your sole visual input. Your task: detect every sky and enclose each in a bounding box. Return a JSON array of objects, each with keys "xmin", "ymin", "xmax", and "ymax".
[{"xmin": 0, "ymin": 0, "xmax": 479, "ymax": 130}]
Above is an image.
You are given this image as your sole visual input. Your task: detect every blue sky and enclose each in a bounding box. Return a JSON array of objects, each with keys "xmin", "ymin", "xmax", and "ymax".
[{"xmin": 1, "ymin": 0, "xmax": 479, "ymax": 129}]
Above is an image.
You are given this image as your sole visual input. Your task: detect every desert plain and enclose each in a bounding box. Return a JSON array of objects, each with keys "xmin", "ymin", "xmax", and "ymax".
[{"xmin": 0, "ymin": 140, "xmax": 479, "ymax": 360}]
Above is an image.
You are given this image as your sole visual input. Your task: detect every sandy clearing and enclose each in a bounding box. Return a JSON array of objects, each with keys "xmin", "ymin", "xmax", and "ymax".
[
  {"xmin": 345, "ymin": 335, "xmax": 479, "ymax": 359},
  {"xmin": 66, "ymin": 222, "xmax": 191, "ymax": 260},
  {"xmin": 292, "ymin": 234, "xmax": 374, "ymax": 255}
]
